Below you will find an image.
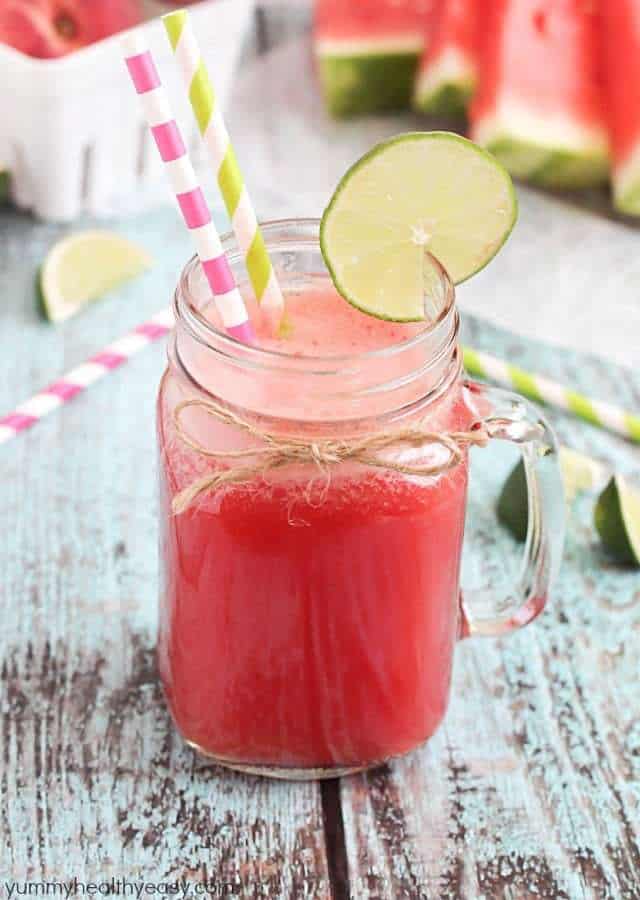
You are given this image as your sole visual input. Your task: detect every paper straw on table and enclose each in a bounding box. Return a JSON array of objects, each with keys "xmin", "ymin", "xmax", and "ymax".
[
  {"xmin": 162, "ymin": 10, "xmax": 284, "ymax": 323},
  {"xmin": 0, "ymin": 309, "xmax": 175, "ymax": 446},
  {"xmin": 122, "ymin": 30, "xmax": 254, "ymax": 344},
  {"xmin": 463, "ymin": 346, "xmax": 640, "ymax": 444}
]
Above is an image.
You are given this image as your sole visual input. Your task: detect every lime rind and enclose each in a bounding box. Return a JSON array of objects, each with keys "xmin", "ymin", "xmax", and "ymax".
[
  {"xmin": 498, "ymin": 447, "xmax": 609, "ymax": 543},
  {"xmin": 497, "ymin": 458, "xmax": 529, "ymax": 543},
  {"xmin": 619, "ymin": 478, "xmax": 640, "ymax": 564},
  {"xmin": 594, "ymin": 475, "xmax": 640, "ymax": 567},
  {"xmin": 320, "ymin": 132, "xmax": 517, "ymax": 322}
]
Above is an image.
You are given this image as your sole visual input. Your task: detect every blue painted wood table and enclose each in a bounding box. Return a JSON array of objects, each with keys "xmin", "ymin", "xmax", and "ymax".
[
  {"xmin": 1, "ymin": 196, "xmax": 639, "ymax": 898},
  {"xmin": 1, "ymin": 6, "xmax": 640, "ymax": 894}
]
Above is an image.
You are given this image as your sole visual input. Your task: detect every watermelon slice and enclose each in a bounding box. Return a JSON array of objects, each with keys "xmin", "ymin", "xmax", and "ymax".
[
  {"xmin": 314, "ymin": 0, "xmax": 436, "ymax": 118},
  {"xmin": 414, "ymin": 0, "xmax": 478, "ymax": 118},
  {"xmin": 601, "ymin": 2, "xmax": 640, "ymax": 215},
  {"xmin": 470, "ymin": 0, "xmax": 609, "ymax": 188}
]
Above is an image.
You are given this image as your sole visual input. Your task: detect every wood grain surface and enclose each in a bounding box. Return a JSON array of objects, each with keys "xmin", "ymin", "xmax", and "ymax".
[
  {"xmin": 2, "ymin": 6, "xmax": 640, "ymax": 898},
  {"xmin": 0, "ymin": 209, "xmax": 333, "ymax": 891},
  {"xmin": 334, "ymin": 318, "xmax": 640, "ymax": 900},
  {"xmin": 2, "ymin": 211, "xmax": 639, "ymax": 897}
]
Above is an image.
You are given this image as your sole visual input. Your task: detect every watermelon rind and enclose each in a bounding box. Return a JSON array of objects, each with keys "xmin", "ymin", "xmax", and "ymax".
[
  {"xmin": 0, "ymin": 170, "xmax": 9, "ymax": 204},
  {"xmin": 316, "ymin": 36, "xmax": 422, "ymax": 118},
  {"xmin": 473, "ymin": 101, "xmax": 609, "ymax": 188},
  {"xmin": 613, "ymin": 146, "xmax": 640, "ymax": 215},
  {"xmin": 414, "ymin": 48, "xmax": 476, "ymax": 118}
]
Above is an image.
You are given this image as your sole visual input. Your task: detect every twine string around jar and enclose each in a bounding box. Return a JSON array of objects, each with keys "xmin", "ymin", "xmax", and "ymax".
[{"xmin": 171, "ymin": 398, "xmax": 492, "ymax": 514}]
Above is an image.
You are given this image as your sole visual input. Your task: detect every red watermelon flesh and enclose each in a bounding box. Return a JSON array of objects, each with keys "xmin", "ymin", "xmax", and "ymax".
[
  {"xmin": 414, "ymin": 0, "xmax": 478, "ymax": 116},
  {"xmin": 470, "ymin": 0, "xmax": 608, "ymax": 187},
  {"xmin": 314, "ymin": 0, "xmax": 437, "ymax": 117},
  {"xmin": 315, "ymin": 0, "xmax": 432, "ymax": 41},
  {"xmin": 601, "ymin": 0, "xmax": 640, "ymax": 212}
]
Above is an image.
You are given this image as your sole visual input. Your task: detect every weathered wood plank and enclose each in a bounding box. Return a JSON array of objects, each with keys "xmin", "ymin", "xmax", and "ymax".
[
  {"xmin": 3, "ymin": 9, "xmax": 640, "ymax": 893},
  {"xmin": 1, "ymin": 635, "xmax": 330, "ymax": 889},
  {"xmin": 0, "ymin": 211, "xmax": 330, "ymax": 892},
  {"xmin": 338, "ymin": 321, "xmax": 640, "ymax": 900}
]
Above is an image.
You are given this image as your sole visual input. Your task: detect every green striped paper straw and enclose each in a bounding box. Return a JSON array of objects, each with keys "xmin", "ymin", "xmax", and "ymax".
[
  {"xmin": 463, "ymin": 346, "xmax": 640, "ymax": 444},
  {"xmin": 163, "ymin": 10, "xmax": 284, "ymax": 322}
]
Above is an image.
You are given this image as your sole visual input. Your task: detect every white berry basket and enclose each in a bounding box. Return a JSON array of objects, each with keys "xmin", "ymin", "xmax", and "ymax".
[{"xmin": 0, "ymin": 0, "xmax": 254, "ymax": 221}]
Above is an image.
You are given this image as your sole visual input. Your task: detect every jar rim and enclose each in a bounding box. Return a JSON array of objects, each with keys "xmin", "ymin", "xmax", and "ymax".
[{"xmin": 175, "ymin": 217, "xmax": 456, "ymax": 372}]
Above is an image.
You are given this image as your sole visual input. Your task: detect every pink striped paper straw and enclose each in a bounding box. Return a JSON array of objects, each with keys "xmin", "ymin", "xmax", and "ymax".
[
  {"xmin": 122, "ymin": 30, "xmax": 254, "ymax": 344},
  {"xmin": 0, "ymin": 308, "xmax": 175, "ymax": 446}
]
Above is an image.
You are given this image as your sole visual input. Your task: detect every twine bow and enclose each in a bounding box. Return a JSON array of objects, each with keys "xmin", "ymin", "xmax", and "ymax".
[{"xmin": 171, "ymin": 398, "xmax": 490, "ymax": 514}]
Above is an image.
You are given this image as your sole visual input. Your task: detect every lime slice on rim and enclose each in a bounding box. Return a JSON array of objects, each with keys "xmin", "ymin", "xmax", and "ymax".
[
  {"xmin": 594, "ymin": 476, "xmax": 640, "ymax": 567},
  {"xmin": 39, "ymin": 230, "xmax": 152, "ymax": 323},
  {"xmin": 320, "ymin": 131, "xmax": 517, "ymax": 321}
]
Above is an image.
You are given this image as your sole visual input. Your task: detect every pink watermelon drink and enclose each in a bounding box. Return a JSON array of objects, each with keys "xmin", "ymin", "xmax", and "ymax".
[
  {"xmin": 601, "ymin": 1, "xmax": 640, "ymax": 214},
  {"xmin": 158, "ymin": 263, "xmax": 474, "ymax": 775},
  {"xmin": 470, "ymin": 0, "xmax": 609, "ymax": 187},
  {"xmin": 154, "ymin": 137, "xmax": 561, "ymax": 779},
  {"xmin": 159, "ymin": 284, "xmax": 473, "ymax": 773},
  {"xmin": 414, "ymin": 0, "xmax": 478, "ymax": 118},
  {"xmin": 314, "ymin": 0, "xmax": 435, "ymax": 117}
]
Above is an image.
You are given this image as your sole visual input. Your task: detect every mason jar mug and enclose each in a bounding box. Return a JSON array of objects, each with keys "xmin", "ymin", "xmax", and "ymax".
[{"xmin": 156, "ymin": 219, "xmax": 565, "ymax": 779}]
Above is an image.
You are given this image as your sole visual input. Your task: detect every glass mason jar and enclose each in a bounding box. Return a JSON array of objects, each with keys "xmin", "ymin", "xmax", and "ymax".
[{"xmin": 157, "ymin": 219, "xmax": 565, "ymax": 780}]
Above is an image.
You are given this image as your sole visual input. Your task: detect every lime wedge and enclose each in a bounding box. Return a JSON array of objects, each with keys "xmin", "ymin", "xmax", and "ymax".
[
  {"xmin": 498, "ymin": 447, "xmax": 608, "ymax": 542},
  {"xmin": 39, "ymin": 230, "xmax": 152, "ymax": 323},
  {"xmin": 594, "ymin": 476, "xmax": 640, "ymax": 567},
  {"xmin": 320, "ymin": 131, "xmax": 517, "ymax": 321}
]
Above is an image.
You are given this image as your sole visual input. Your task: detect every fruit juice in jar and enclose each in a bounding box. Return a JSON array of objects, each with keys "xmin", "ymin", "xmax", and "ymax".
[
  {"xmin": 158, "ymin": 272, "xmax": 475, "ymax": 775},
  {"xmin": 154, "ymin": 136, "xmax": 564, "ymax": 779}
]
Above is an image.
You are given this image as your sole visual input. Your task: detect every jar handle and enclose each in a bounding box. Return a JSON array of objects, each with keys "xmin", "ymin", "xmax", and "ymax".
[{"xmin": 459, "ymin": 381, "xmax": 566, "ymax": 639}]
